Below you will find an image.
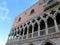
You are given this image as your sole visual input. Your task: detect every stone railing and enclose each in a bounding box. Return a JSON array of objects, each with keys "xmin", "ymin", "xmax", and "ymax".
[
  {"xmin": 48, "ymin": 26, "xmax": 56, "ymax": 34},
  {"xmin": 8, "ymin": 25, "xmax": 60, "ymax": 43},
  {"xmin": 33, "ymin": 31, "xmax": 38, "ymax": 37},
  {"xmin": 28, "ymin": 33, "xmax": 32, "ymax": 38},
  {"xmin": 58, "ymin": 25, "xmax": 60, "ymax": 31},
  {"xmin": 40, "ymin": 29, "xmax": 46, "ymax": 36}
]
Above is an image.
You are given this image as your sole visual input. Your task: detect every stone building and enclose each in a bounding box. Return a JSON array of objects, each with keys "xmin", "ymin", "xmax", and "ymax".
[{"xmin": 6, "ymin": 0, "xmax": 60, "ymax": 45}]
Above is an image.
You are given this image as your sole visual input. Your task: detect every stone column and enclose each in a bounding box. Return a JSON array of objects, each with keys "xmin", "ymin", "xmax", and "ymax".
[
  {"xmin": 38, "ymin": 23, "xmax": 40, "ymax": 37},
  {"xmin": 32, "ymin": 24, "xmax": 34, "ymax": 38},
  {"xmin": 22, "ymin": 27, "xmax": 24, "ymax": 40},
  {"xmin": 54, "ymin": 18, "xmax": 59, "ymax": 32},
  {"xmin": 27, "ymin": 25, "xmax": 29, "ymax": 39},
  {"xmin": 45, "ymin": 20, "xmax": 48, "ymax": 35}
]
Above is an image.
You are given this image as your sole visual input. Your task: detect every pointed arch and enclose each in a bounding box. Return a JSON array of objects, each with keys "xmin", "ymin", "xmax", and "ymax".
[
  {"xmin": 44, "ymin": 42, "xmax": 53, "ymax": 45},
  {"xmin": 34, "ymin": 22, "xmax": 38, "ymax": 32},
  {"xmin": 47, "ymin": 17, "xmax": 54, "ymax": 27},
  {"xmin": 20, "ymin": 28, "xmax": 23, "ymax": 35},
  {"xmin": 42, "ymin": 40, "xmax": 55, "ymax": 45},
  {"xmin": 56, "ymin": 13, "xmax": 60, "ymax": 25},
  {"xmin": 29, "ymin": 24, "xmax": 32, "ymax": 33},
  {"xmin": 24, "ymin": 27, "xmax": 27, "ymax": 35},
  {"xmin": 40, "ymin": 20, "xmax": 45, "ymax": 30},
  {"xmin": 40, "ymin": 20, "xmax": 46, "ymax": 35}
]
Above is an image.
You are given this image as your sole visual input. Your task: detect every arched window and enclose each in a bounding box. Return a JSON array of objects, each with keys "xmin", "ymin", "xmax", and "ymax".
[
  {"xmin": 29, "ymin": 25, "xmax": 32, "ymax": 33},
  {"xmin": 30, "ymin": 9, "xmax": 35, "ymax": 14},
  {"xmin": 56, "ymin": 13, "xmax": 60, "ymax": 25},
  {"xmin": 47, "ymin": 17, "xmax": 55, "ymax": 33},
  {"xmin": 18, "ymin": 17, "xmax": 21, "ymax": 22},
  {"xmin": 34, "ymin": 23, "xmax": 38, "ymax": 32},
  {"xmin": 47, "ymin": 17, "xmax": 54, "ymax": 27},
  {"xmin": 20, "ymin": 29, "xmax": 23, "ymax": 35},
  {"xmin": 24, "ymin": 27, "xmax": 27, "ymax": 35},
  {"xmin": 17, "ymin": 27, "xmax": 20, "ymax": 34},
  {"xmin": 40, "ymin": 20, "xmax": 45, "ymax": 35},
  {"xmin": 44, "ymin": 42, "xmax": 53, "ymax": 45},
  {"xmin": 40, "ymin": 20, "xmax": 45, "ymax": 30},
  {"xmin": 20, "ymin": 25, "xmax": 22, "ymax": 28},
  {"xmin": 14, "ymin": 31, "xmax": 16, "ymax": 36},
  {"xmin": 17, "ymin": 30, "xmax": 20, "ymax": 34}
]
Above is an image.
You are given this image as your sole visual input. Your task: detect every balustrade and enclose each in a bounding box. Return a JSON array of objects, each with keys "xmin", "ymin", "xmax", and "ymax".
[
  {"xmin": 28, "ymin": 33, "xmax": 32, "ymax": 38},
  {"xmin": 33, "ymin": 31, "xmax": 38, "ymax": 37},
  {"xmin": 8, "ymin": 25, "xmax": 60, "ymax": 42},
  {"xmin": 48, "ymin": 26, "xmax": 56, "ymax": 34}
]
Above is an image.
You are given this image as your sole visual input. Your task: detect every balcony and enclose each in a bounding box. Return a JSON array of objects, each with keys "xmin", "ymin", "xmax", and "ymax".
[
  {"xmin": 33, "ymin": 31, "xmax": 38, "ymax": 37},
  {"xmin": 8, "ymin": 25, "xmax": 60, "ymax": 42},
  {"xmin": 23, "ymin": 35, "xmax": 27, "ymax": 39},
  {"xmin": 28, "ymin": 33, "xmax": 32, "ymax": 38}
]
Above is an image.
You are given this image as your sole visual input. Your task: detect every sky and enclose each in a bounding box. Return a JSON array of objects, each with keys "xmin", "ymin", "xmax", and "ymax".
[{"xmin": 0, "ymin": 0, "xmax": 38, "ymax": 45}]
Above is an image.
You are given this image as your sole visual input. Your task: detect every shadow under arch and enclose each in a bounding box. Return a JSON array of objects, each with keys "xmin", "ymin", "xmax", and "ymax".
[
  {"xmin": 24, "ymin": 26, "xmax": 27, "ymax": 35},
  {"xmin": 40, "ymin": 20, "xmax": 46, "ymax": 35},
  {"xmin": 40, "ymin": 20, "xmax": 45, "ymax": 30},
  {"xmin": 42, "ymin": 40, "xmax": 56, "ymax": 45},
  {"xmin": 34, "ymin": 22, "xmax": 38, "ymax": 32},
  {"xmin": 47, "ymin": 17, "xmax": 55, "ymax": 28},
  {"xmin": 56, "ymin": 13, "xmax": 60, "ymax": 25},
  {"xmin": 29, "ymin": 24, "xmax": 32, "ymax": 33},
  {"xmin": 47, "ymin": 17, "xmax": 56, "ymax": 34}
]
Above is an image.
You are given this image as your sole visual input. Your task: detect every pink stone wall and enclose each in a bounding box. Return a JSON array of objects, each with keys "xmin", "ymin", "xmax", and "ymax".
[{"xmin": 12, "ymin": 0, "xmax": 44, "ymax": 28}]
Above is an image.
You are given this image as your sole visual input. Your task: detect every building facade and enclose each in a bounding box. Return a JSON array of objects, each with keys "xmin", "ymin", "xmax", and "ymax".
[{"xmin": 6, "ymin": 0, "xmax": 60, "ymax": 45}]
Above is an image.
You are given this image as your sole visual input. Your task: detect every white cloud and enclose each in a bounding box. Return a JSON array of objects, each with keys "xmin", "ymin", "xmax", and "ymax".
[
  {"xmin": 0, "ymin": 42, "xmax": 5, "ymax": 45},
  {"xmin": 0, "ymin": 1, "xmax": 11, "ymax": 22}
]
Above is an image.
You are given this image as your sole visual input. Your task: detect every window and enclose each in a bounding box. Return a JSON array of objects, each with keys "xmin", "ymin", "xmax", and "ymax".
[
  {"xmin": 18, "ymin": 17, "xmax": 21, "ymax": 22},
  {"xmin": 20, "ymin": 29, "xmax": 23, "ymax": 35},
  {"xmin": 20, "ymin": 25, "xmax": 22, "ymax": 28},
  {"xmin": 29, "ymin": 25, "xmax": 32, "ymax": 33},
  {"xmin": 17, "ymin": 30, "xmax": 20, "ymax": 34},
  {"xmin": 24, "ymin": 27, "xmax": 27, "ymax": 35},
  {"xmin": 34, "ymin": 23, "xmax": 38, "ymax": 32},
  {"xmin": 40, "ymin": 20, "xmax": 45, "ymax": 30},
  {"xmin": 14, "ymin": 31, "xmax": 16, "ymax": 36},
  {"xmin": 30, "ymin": 9, "xmax": 35, "ymax": 14},
  {"xmin": 47, "ymin": 17, "xmax": 54, "ymax": 27},
  {"xmin": 17, "ymin": 27, "xmax": 20, "ymax": 34}
]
